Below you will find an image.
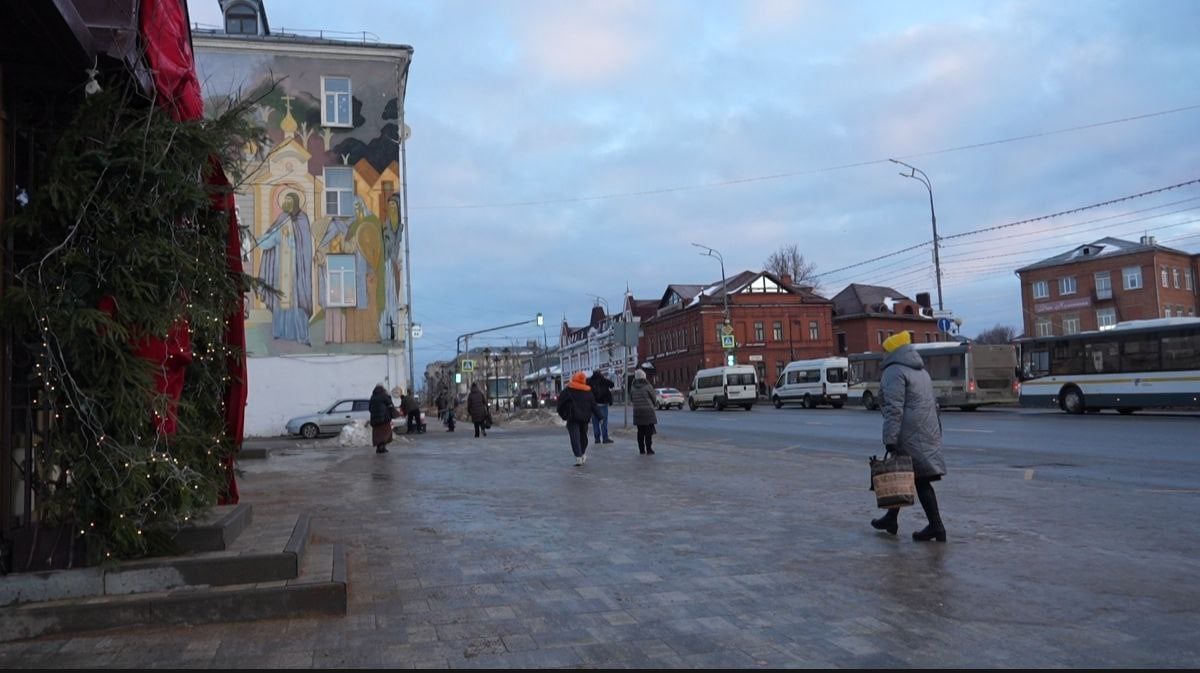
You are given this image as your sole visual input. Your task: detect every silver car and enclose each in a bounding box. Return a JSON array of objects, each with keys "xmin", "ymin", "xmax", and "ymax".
[
  {"xmin": 285, "ymin": 399, "xmax": 372, "ymax": 439},
  {"xmin": 654, "ymin": 387, "xmax": 686, "ymax": 410}
]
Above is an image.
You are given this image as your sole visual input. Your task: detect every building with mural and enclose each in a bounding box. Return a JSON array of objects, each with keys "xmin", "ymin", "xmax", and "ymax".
[{"xmin": 192, "ymin": 1, "xmax": 414, "ymax": 436}]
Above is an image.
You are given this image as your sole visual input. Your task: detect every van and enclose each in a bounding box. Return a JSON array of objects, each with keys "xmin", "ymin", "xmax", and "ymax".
[
  {"xmin": 771, "ymin": 357, "xmax": 849, "ymax": 409},
  {"xmin": 688, "ymin": 365, "xmax": 758, "ymax": 411}
]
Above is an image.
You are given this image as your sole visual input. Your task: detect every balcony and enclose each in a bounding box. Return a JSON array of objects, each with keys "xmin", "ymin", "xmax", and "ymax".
[{"xmin": 1094, "ymin": 287, "xmax": 1112, "ymax": 301}]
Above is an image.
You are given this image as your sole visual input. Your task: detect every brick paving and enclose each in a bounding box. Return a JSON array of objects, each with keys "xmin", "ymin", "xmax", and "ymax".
[{"xmin": 1, "ymin": 418, "xmax": 1198, "ymax": 668}]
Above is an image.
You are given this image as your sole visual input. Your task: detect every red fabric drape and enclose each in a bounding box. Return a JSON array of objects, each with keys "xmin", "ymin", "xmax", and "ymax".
[{"xmin": 137, "ymin": 0, "xmax": 245, "ymax": 502}]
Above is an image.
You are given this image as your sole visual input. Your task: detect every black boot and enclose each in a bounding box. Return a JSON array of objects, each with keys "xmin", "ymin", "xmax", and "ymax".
[
  {"xmin": 912, "ymin": 524, "xmax": 946, "ymax": 542},
  {"xmin": 912, "ymin": 479, "xmax": 945, "ymax": 542},
  {"xmin": 871, "ymin": 509, "xmax": 898, "ymax": 535}
]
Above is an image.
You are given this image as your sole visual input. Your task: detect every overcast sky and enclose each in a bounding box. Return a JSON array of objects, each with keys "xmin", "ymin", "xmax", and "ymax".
[{"xmin": 187, "ymin": 0, "xmax": 1200, "ymax": 377}]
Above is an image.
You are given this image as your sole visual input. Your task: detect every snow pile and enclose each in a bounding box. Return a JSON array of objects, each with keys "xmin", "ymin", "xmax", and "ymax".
[{"xmin": 338, "ymin": 419, "xmax": 372, "ymax": 447}]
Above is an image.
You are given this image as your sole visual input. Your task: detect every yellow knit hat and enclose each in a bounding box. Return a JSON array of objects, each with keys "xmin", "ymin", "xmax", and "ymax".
[{"xmin": 882, "ymin": 330, "xmax": 912, "ymax": 353}]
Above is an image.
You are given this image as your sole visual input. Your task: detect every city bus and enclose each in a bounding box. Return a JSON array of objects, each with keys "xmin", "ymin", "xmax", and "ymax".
[
  {"xmin": 1017, "ymin": 317, "xmax": 1200, "ymax": 414},
  {"xmin": 848, "ymin": 341, "xmax": 1020, "ymax": 411}
]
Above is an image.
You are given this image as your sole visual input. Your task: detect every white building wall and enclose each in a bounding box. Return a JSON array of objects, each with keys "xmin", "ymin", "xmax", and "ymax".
[{"xmin": 244, "ymin": 349, "xmax": 407, "ymax": 437}]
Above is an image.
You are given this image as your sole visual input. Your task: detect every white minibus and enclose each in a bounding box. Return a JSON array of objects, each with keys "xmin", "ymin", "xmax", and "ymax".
[
  {"xmin": 771, "ymin": 357, "xmax": 849, "ymax": 409},
  {"xmin": 688, "ymin": 365, "xmax": 758, "ymax": 411}
]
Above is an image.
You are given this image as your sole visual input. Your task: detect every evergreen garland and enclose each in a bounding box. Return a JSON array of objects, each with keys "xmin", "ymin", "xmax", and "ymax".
[{"xmin": 0, "ymin": 78, "xmax": 267, "ymax": 563}]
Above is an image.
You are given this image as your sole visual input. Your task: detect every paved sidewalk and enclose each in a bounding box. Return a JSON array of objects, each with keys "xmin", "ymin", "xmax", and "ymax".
[{"xmin": 0, "ymin": 419, "xmax": 1198, "ymax": 668}]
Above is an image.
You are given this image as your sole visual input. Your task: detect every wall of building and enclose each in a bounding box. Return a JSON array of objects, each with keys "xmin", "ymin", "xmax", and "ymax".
[
  {"xmin": 835, "ymin": 316, "xmax": 941, "ymax": 355},
  {"xmin": 244, "ymin": 351, "xmax": 403, "ymax": 437}
]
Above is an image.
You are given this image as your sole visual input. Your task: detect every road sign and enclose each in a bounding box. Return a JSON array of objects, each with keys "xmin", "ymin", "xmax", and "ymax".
[
  {"xmin": 721, "ymin": 334, "xmax": 735, "ymax": 349},
  {"xmin": 721, "ymin": 323, "xmax": 734, "ymax": 335},
  {"xmin": 461, "ymin": 359, "xmax": 475, "ymax": 372},
  {"xmin": 410, "ymin": 323, "xmax": 423, "ymax": 338},
  {"xmin": 937, "ymin": 318, "xmax": 953, "ymax": 333}
]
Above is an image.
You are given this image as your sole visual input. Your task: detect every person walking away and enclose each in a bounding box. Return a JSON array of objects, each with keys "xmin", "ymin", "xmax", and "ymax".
[
  {"xmin": 402, "ymin": 389, "xmax": 422, "ymax": 434},
  {"xmin": 444, "ymin": 393, "xmax": 458, "ymax": 432},
  {"xmin": 368, "ymin": 383, "xmax": 398, "ymax": 454},
  {"xmin": 557, "ymin": 371, "xmax": 599, "ymax": 466},
  {"xmin": 435, "ymin": 391, "xmax": 448, "ymax": 424},
  {"xmin": 871, "ymin": 331, "xmax": 947, "ymax": 542},
  {"xmin": 467, "ymin": 383, "xmax": 489, "ymax": 438},
  {"xmin": 630, "ymin": 368, "xmax": 658, "ymax": 455},
  {"xmin": 587, "ymin": 369, "xmax": 615, "ymax": 444}
]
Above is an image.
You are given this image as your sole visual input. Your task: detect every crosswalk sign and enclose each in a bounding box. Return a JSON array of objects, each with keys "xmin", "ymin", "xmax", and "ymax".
[
  {"xmin": 721, "ymin": 334, "xmax": 735, "ymax": 349},
  {"xmin": 461, "ymin": 359, "xmax": 475, "ymax": 372}
]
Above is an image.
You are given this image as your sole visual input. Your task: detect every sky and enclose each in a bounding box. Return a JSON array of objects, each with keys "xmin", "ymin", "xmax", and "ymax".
[{"xmin": 187, "ymin": 0, "xmax": 1200, "ymax": 378}]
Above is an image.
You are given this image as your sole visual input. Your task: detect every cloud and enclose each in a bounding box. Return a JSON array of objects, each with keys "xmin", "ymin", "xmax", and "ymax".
[{"xmin": 513, "ymin": 0, "xmax": 653, "ymax": 85}]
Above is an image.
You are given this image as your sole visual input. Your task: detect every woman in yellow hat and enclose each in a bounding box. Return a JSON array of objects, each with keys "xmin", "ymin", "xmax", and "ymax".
[{"xmin": 871, "ymin": 330, "xmax": 947, "ymax": 541}]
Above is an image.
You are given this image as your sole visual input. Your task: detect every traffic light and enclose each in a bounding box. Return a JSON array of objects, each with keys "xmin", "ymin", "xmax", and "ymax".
[
  {"xmin": 726, "ymin": 354, "xmax": 735, "ymax": 366},
  {"xmin": 454, "ymin": 372, "xmax": 462, "ymax": 384}
]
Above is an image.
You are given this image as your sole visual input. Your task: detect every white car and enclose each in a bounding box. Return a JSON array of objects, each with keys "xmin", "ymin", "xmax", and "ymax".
[
  {"xmin": 654, "ymin": 387, "xmax": 686, "ymax": 410},
  {"xmin": 285, "ymin": 399, "xmax": 372, "ymax": 439}
]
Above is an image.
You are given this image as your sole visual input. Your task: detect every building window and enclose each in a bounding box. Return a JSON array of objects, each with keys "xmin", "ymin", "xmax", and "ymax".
[
  {"xmin": 693, "ymin": 325, "xmax": 698, "ymax": 345},
  {"xmin": 1177, "ymin": 305, "xmax": 1186, "ymax": 317},
  {"xmin": 1094, "ymin": 272, "xmax": 1112, "ymax": 299},
  {"xmin": 1162, "ymin": 267, "xmax": 1170, "ymax": 288},
  {"xmin": 224, "ymin": 3, "xmax": 258, "ymax": 34},
  {"xmin": 877, "ymin": 329, "xmax": 884, "ymax": 345},
  {"xmin": 1035, "ymin": 318, "xmax": 1053, "ymax": 337},
  {"xmin": 1063, "ymin": 313, "xmax": 1080, "ymax": 335},
  {"xmin": 775, "ymin": 361, "xmax": 785, "ymax": 380},
  {"xmin": 326, "ymin": 254, "xmax": 357, "ymax": 307},
  {"xmin": 772, "ymin": 321, "xmax": 783, "ymax": 341},
  {"xmin": 1032, "ymin": 280, "xmax": 1049, "ymax": 299},
  {"xmin": 1096, "ymin": 307, "xmax": 1116, "ymax": 329},
  {"xmin": 809, "ymin": 320, "xmax": 819, "ymax": 340},
  {"xmin": 1164, "ymin": 305, "xmax": 1172, "ymax": 318},
  {"xmin": 1187, "ymin": 270, "xmax": 1194, "ymax": 291},
  {"xmin": 322, "ymin": 76, "xmax": 353, "ymax": 127},
  {"xmin": 754, "ymin": 322, "xmax": 764, "ymax": 341},
  {"xmin": 1173, "ymin": 268, "xmax": 1181, "ymax": 289},
  {"xmin": 324, "ymin": 167, "xmax": 354, "ymax": 216},
  {"xmin": 1123, "ymin": 266, "xmax": 1142, "ymax": 290},
  {"xmin": 1059, "ymin": 276, "xmax": 1077, "ymax": 295}
]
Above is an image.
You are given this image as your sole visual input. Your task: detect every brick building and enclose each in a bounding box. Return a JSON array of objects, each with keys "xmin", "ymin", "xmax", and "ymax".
[
  {"xmin": 831, "ymin": 284, "xmax": 940, "ymax": 354},
  {"xmin": 640, "ymin": 271, "xmax": 834, "ymax": 391},
  {"xmin": 1015, "ymin": 236, "xmax": 1198, "ymax": 337}
]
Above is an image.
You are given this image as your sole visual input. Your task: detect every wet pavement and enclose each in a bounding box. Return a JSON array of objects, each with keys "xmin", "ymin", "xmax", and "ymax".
[{"xmin": 1, "ymin": 414, "xmax": 1198, "ymax": 668}]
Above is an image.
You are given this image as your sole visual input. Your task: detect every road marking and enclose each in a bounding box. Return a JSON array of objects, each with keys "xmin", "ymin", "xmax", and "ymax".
[
  {"xmin": 805, "ymin": 422, "xmax": 831, "ymax": 426},
  {"xmin": 946, "ymin": 428, "xmax": 994, "ymax": 433},
  {"xmin": 1144, "ymin": 488, "xmax": 1200, "ymax": 494},
  {"xmin": 1024, "ymin": 469, "xmax": 1035, "ymax": 480}
]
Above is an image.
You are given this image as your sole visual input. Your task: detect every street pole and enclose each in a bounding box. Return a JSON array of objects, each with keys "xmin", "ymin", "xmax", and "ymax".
[
  {"xmin": 537, "ymin": 312, "xmax": 549, "ymax": 404},
  {"xmin": 889, "ymin": 159, "xmax": 943, "ymax": 311},
  {"xmin": 692, "ymin": 242, "xmax": 731, "ymax": 363}
]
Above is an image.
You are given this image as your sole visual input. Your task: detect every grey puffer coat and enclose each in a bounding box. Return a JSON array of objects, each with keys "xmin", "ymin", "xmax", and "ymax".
[
  {"xmin": 880, "ymin": 344, "xmax": 946, "ymax": 479},
  {"xmin": 630, "ymin": 379, "xmax": 658, "ymax": 426}
]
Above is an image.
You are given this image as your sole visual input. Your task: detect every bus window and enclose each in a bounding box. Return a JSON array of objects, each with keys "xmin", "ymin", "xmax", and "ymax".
[
  {"xmin": 826, "ymin": 367, "xmax": 847, "ymax": 383},
  {"xmin": 1085, "ymin": 341, "xmax": 1119, "ymax": 374},
  {"xmin": 1121, "ymin": 336, "xmax": 1160, "ymax": 372},
  {"xmin": 1162, "ymin": 333, "xmax": 1200, "ymax": 370},
  {"xmin": 1051, "ymin": 340, "xmax": 1086, "ymax": 375}
]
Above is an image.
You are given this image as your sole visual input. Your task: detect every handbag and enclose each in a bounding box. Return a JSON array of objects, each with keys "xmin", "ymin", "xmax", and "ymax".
[{"xmin": 869, "ymin": 450, "xmax": 916, "ymax": 509}]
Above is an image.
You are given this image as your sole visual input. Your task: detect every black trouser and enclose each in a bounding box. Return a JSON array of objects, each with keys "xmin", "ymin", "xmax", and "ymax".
[
  {"xmin": 474, "ymin": 420, "xmax": 487, "ymax": 437},
  {"xmin": 566, "ymin": 421, "xmax": 589, "ymax": 457},
  {"xmin": 406, "ymin": 409, "xmax": 421, "ymax": 432},
  {"xmin": 636, "ymin": 425, "xmax": 654, "ymax": 453},
  {"xmin": 880, "ymin": 476, "xmax": 942, "ymax": 528}
]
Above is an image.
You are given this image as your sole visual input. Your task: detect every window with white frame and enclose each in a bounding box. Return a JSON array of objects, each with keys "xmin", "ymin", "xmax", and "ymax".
[
  {"xmin": 754, "ymin": 322, "xmax": 764, "ymax": 341},
  {"xmin": 1164, "ymin": 305, "xmax": 1172, "ymax": 317},
  {"xmin": 321, "ymin": 76, "xmax": 352, "ymax": 127},
  {"xmin": 324, "ymin": 167, "xmax": 354, "ymax": 216},
  {"xmin": 1035, "ymin": 318, "xmax": 1053, "ymax": 337},
  {"xmin": 809, "ymin": 320, "xmax": 819, "ymax": 340},
  {"xmin": 325, "ymin": 254, "xmax": 357, "ymax": 307},
  {"xmin": 1187, "ymin": 270, "xmax": 1194, "ymax": 291},
  {"xmin": 1162, "ymin": 267, "xmax": 1170, "ymax": 287},
  {"xmin": 1032, "ymin": 280, "xmax": 1049, "ymax": 299},
  {"xmin": 772, "ymin": 321, "xmax": 783, "ymax": 341},
  {"xmin": 1059, "ymin": 276, "xmax": 1077, "ymax": 295},
  {"xmin": 1123, "ymin": 266, "xmax": 1142, "ymax": 290},
  {"xmin": 1094, "ymin": 271, "xmax": 1112, "ymax": 297},
  {"xmin": 1173, "ymin": 268, "xmax": 1181, "ymax": 289},
  {"xmin": 1062, "ymin": 313, "xmax": 1080, "ymax": 335},
  {"xmin": 1096, "ymin": 308, "xmax": 1116, "ymax": 329}
]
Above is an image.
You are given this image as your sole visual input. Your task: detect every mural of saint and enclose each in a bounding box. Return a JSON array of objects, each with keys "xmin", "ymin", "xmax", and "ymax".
[
  {"xmin": 255, "ymin": 190, "xmax": 314, "ymax": 345},
  {"xmin": 380, "ymin": 196, "xmax": 404, "ymax": 342},
  {"xmin": 345, "ymin": 196, "xmax": 383, "ymax": 342}
]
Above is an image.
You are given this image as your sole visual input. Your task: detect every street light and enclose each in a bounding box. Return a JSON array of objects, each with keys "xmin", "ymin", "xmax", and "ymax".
[
  {"xmin": 889, "ymin": 159, "xmax": 943, "ymax": 311},
  {"xmin": 691, "ymin": 243, "xmax": 729, "ymax": 325},
  {"xmin": 537, "ymin": 312, "xmax": 549, "ymax": 402}
]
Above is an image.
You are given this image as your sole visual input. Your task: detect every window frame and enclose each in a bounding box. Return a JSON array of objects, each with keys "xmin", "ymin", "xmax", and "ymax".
[
  {"xmin": 323, "ymin": 167, "xmax": 355, "ymax": 217},
  {"xmin": 321, "ymin": 76, "xmax": 353, "ymax": 128},
  {"xmin": 1032, "ymin": 280, "xmax": 1049, "ymax": 299},
  {"xmin": 1059, "ymin": 276, "xmax": 1077, "ymax": 296},
  {"xmin": 1123, "ymin": 266, "xmax": 1143, "ymax": 290}
]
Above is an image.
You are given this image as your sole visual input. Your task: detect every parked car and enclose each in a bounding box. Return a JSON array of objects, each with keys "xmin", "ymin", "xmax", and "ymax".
[
  {"xmin": 285, "ymin": 398, "xmax": 372, "ymax": 439},
  {"xmin": 654, "ymin": 387, "xmax": 686, "ymax": 410}
]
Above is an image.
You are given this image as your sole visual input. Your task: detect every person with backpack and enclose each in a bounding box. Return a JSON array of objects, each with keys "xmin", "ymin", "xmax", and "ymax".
[
  {"xmin": 587, "ymin": 369, "xmax": 615, "ymax": 444},
  {"xmin": 467, "ymin": 383, "xmax": 489, "ymax": 438},
  {"xmin": 557, "ymin": 371, "xmax": 599, "ymax": 467}
]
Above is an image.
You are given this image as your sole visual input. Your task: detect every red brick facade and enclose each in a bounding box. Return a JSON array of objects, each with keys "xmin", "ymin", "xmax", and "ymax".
[
  {"xmin": 1016, "ymin": 239, "xmax": 1198, "ymax": 337},
  {"xmin": 834, "ymin": 315, "xmax": 942, "ymax": 355},
  {"xmin": 640, "ymin": 273, "xmax": 834, "ymax": 391}
]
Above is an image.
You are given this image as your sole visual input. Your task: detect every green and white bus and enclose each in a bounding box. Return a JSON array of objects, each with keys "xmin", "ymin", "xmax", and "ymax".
[
  {"xmin": 848, "ymin": 341, "xmax": 1020, "ymax": 411},
  {"xmin": 1017, "ymin": 317, "xmax": 1200, "ymax": 414}
]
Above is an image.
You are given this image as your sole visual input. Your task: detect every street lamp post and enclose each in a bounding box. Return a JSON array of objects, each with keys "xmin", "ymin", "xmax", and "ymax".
[
  {"xmin": 692, "ymin": 242, "xmax": 731, "ymax": 364},
  {"xmin": 537, "ymin": 312, "xmax": 549, "ymax": 402},
  {"xmin": 889, "ymin": 159, "xmax": 943, "ymax": 311}
]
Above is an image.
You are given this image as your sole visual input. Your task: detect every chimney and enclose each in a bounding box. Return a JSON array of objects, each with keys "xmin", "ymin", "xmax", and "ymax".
[
  {"xmin": 915, "ymin": 292, "xmax": 931, "ymax": 310},
  {"xmin": 1140, "ymin": 235, "xmax": 1156, "ymax": 246},
  {"xmin": 780, "ymin": 273, "xmax": 793, "ymax": 287}
]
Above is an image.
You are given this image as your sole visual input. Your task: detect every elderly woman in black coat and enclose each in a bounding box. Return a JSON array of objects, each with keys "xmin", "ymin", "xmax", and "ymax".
[{"xmin": 630, "ymin": 369, "xmax": 658, "ymax": 455}]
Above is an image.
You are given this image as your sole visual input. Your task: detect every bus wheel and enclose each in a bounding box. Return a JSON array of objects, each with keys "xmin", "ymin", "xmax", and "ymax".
[
  {"xmin": 802, "ymin": 394, "xmax": 815, "ymax": 409},
  {"xmin": 1061, "ymin": 386, "xmax": 1086, "ymax": 414},
  {"xmin": 772, "ymin": 396, "xmax": 783, "ymax": 409},
  {"xmin": 862, "ymin": 391, "xmax": 877, "ymax": 411},
  {"xmin": 716, "ymin": 398, "xmax": 726, "ymax": 411},
  {"xmin": 688, "ymin": 397, "xmax": 697, "ymax": 411}
]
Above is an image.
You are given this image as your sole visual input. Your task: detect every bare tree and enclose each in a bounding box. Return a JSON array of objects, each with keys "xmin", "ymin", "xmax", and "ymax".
[
  {"xmin": 974, "ymin": 324, "xmax": 1017, "ymax": 344},
  {"xmin": 764, "ymin": 243, "xmax": 819, "ymax": 292}
]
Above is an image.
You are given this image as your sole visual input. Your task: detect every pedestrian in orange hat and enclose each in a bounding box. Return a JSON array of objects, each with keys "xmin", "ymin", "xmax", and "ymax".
[{"xmin": 556, "ymin": 371, "xmax": 599, "ymax": 466}]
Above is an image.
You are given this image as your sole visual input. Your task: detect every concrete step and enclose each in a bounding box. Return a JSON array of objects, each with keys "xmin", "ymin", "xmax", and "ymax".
[{"xmin": 0, "ymin": 509, "xmax": 345, "ymax": 642}]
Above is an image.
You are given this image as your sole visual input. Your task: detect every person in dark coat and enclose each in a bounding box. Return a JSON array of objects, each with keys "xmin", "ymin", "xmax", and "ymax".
[
  {"xmin": 587, "ymin": 370, "xmax": 615, "ymax": 444},
  {"xmin": 466, "ymin": 383, "xmax": 489, "ymax": 438},
  {"xmin": 401, "ymin": 390, "xmax": 422, "ymax": 434},
  {"xmin": 557, "ymin": 371, "xmax": 599, "ymax": 466},
  {"xmin": 368, "ymin": 383, "xmax": 397, "ymax": 454},
  {"xmin": 871, "ymin": 331, "xmax": 948, "ymax": 542},
  {"xmin": 630, "ymin": 368, "xmax": 658, "ymax": 455}
]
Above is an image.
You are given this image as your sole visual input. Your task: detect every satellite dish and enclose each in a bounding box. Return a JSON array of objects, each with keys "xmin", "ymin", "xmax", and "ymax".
[{"xmin": 401, "ymin": 123, "xmax": 412, "ymax": 141}]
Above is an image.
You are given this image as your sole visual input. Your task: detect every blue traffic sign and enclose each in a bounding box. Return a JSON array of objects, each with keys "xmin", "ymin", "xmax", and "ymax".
[{"xmin": 937, "ymin": 317, "xmax": 953, "ymax": 332}]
